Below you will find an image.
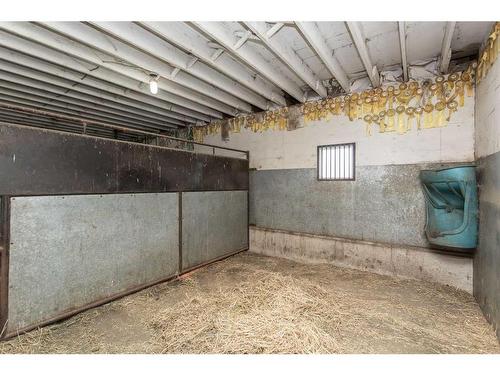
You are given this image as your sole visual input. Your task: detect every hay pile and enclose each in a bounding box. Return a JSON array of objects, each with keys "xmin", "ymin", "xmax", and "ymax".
[
  {"xmin": 150, "ymin": 271, "xmax": 348, "ymax": 353},
  {"xmin": 1, "ymin": 253, "xmax": 499, "ymax": 354},
  {"xmin": 147, "ymin": 257, "xmax": 499, "ymax": 354}
]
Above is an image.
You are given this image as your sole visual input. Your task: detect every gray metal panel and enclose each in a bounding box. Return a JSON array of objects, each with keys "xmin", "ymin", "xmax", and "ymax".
[
  {"xmin": 474, "ymin": 151, "xmax": 500, "ymax": 341},
  {"xmin": 7, "ymin": 193, "xmax": 179, "ymax": 333},
  {"xmin": 182, "ymin": 191, "xmax": 248, "ymax": 270},
  {"xmin": 250, "ymin": 163, "xmax": 472, "ymax": 248},
  {"xmin": 0, "ymin": 123, "xmax": 249, "ymax": 195}
]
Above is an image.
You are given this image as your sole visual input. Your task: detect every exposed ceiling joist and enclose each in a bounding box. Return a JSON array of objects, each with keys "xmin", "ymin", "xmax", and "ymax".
[
  {"xmin": 439, "ymin": 22, "xmax": 457, "ymax": 74},
  {"xmin": 0, "ymin": 20, "xmax": 492, "ymax": 136},
  {"xmin": 140, "ymin": 22, "xmax": 287, "ymax": 107},
  {"xmin": 89, "ymin": 21, "xmax": 269, "ymax": 111},
  {"xmin": 34, "ymin": 21, "xmax": 246, "ymax": 115},
  {"xmin": 0, "ymin": 113, "xmax": 96, "ymax": 134},
  {"xmin": 192, "ymin": 22, "xmax": 306, "ymax": 103},
  {"xmin": 0, "ymin": 70, "xmax": 186, "ymax": 128},
  {"xmin": 294, "ymin": 21, "xmax": 350, "ymax": 93},
  {"xmin": 0, "ymin": 25, "xmax": 224, "ymax": 120},
  {"xmin": 345, "ymin": 21, "xmax": 380, "ymax": 87},
  {"xmin": 0, "ymin": 101, "xmax": 163, "ymax": 140},
  {"xmin": 398, "ymin": 22, "xmax": 408, "ymax": 82},
  {"xmin": 0, "ymin": 59, "xmax": 197, "ymax": 123},
  {"xmin": 0, "ymin": 91, "xmax": 176, "ymax": 131},
  {"xmin": 0, "ymin": 47, "xmax": 205, "ymax": 123},
  {"xmin": 0, "ymin": 85, "xmax": 179, "ymax": 131},
  {"xmin": 233, "ymin": 31, "xmax": 254, "ymax": 50},
  {"xmin": 0, "ymin": 112, "xmax": 126, "ymax": 139},
  {"xmin": 266, "ymin": 22, "xmax": 285, "ymax": 39},
  {"xmin": 244, "ymin": 21, "xmax": 328, "ymax": 98},
  {"xmin": 210, "ymin": 48, "xmax": 224, "ymax": 61}
]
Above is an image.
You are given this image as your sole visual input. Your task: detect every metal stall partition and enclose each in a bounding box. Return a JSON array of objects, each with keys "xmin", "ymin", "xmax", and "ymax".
[
  {"xmin": 0, "ymin": 122, "xmax": 249, "ymax": 339},
  {"xmin": 181, "ymin": 191, "xmax": 248, "ymax": 272}
]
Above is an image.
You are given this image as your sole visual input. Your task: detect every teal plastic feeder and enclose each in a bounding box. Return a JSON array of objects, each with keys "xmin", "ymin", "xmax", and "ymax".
[{"xmin": 420, "ymin": 165, "xmax": 478, "ymax": 252}]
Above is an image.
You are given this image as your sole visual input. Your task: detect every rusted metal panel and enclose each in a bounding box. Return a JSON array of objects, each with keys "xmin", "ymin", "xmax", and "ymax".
[{"xmin": 0, "ymin": 123, "xmax": 249, "ymax": 195}]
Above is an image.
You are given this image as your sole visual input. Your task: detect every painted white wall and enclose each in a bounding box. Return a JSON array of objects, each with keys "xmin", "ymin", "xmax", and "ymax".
[
  {"xmin": 204, "ymin": 93, "xmax": 475, "ymax": 170},
  {"xmin": 475, "ymin": 56, "xmax": 500, "ymax": 158}
]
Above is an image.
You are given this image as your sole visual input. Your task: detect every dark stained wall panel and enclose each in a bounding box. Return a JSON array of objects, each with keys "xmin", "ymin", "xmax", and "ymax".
[{"xmin": 0, "ymin": 124, "xmax": 248, "ymax": 195}]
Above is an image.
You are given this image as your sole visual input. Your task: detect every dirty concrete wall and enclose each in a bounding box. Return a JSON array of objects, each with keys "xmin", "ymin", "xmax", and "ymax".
[
  {"xmin": 250, "ymin": 163, "xmax": 470, "ymax": 248},
  {"xmin": 7, "ymin": 193, "xmax": 179, "ymax": 333},
  {"xmin": 204, "ymin": 89, "xmax": 475, "ymax": 249},
  {"xmin": 251, "ymin": 226, "xmax": 473, "ymax": 292},
  {"xmin": 182, "ymin": 191, "xmax": 248, "ymax": 271},
  {"xmin": 474, "ymin": 52, "xmax": 500, "ymax": 340},
  {"xmin": 198, "ymin": 81, "xmax": 476, "ymax": 290}
]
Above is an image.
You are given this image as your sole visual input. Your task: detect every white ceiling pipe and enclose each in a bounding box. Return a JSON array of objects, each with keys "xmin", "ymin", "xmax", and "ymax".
[
  {"xmin": 0, "ymin": 48, "xmax": 210, "ymax": 123},
  {"xmin": 244, "ymin": 21, "xmax": 328, "ymax": 98},
  {"xmin": 0, "ymin": 74, "xmax": 186, "ymax": 128},
  {"xmin": 0, "ymin": 87, "xmax": 179, "ymax": 130},
  {"xmin": 439, "ymin": 22, "xmax": 457, "ymax": 74},
  {"xmin": 193, "ymin": 21, "xmax": 306, "ymax": 103},
  {"xmin": 0, "ymin": 24, "xmax": 228, "ymax": 118},
  {"xmin": 90, "ymin": 22, "xmax": 269, "ymax": 111},
  {"xmin": 0, "ymin": 64, "xmax": 192, "ymax": 126},
  {"xmin": 398, "ymin": 22, "xmax": 409, "ymax": 82},
  {"xmin": 140, "ymin": 22, "xmax": 287, "ymax": 107},
  {"xmin": 295, "ymin": 21, "xmax": 350, "ymax": 93},
  {"xmin": 345, "ymin": 22, "xmax": 381, "ymax": 87},
  {"xmin": 38, "ymin": 21, "xmax": 252, "ymax": 113}
]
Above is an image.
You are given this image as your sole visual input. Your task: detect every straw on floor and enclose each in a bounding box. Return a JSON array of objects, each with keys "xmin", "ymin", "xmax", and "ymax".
[{"xmin": 0, "ymin": 253, "xmax": 498, "ymax": 354}]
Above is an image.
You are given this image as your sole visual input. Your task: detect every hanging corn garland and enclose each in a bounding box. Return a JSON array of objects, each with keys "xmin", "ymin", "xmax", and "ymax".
[
  {"xmin": 193, "ymin": 64, "xmax": 477, "ymax": 143},
  {"xmin": 477, "ymin": 22, "xmax": 500, "ymax": 83}
]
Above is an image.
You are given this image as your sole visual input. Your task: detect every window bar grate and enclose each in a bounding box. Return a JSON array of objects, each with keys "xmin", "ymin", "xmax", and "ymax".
[{"xmin": 317, "ymin": 143, "xmax": 355, "ymax": 181}]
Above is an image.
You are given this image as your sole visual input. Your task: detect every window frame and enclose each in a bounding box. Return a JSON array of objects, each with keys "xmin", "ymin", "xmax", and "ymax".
[{"xmin": 316, "ymin": 142, "xmax": 356, "ymax": 181}]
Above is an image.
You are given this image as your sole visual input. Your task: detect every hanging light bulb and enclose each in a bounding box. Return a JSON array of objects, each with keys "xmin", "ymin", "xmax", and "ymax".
[{"xmin": 149, "ymin": 73, "xmax": 159, "ymax": 94}]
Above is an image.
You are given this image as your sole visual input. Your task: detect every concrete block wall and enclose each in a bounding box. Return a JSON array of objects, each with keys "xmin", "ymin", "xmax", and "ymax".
[
  {"xmin": 203, "ymin": 82, "xmax": 475, "ymax": 291},
  {"xmin": 474, "ymin": 52, "xmax": 500, "ymax": 340}
]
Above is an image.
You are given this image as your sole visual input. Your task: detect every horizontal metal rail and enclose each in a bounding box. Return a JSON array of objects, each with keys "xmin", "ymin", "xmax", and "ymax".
[{"xmin": 0, "ymin": 101, "xmax": 248, "ymax": 159}]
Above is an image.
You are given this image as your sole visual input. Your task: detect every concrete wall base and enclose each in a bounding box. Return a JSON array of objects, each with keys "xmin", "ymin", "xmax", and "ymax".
[{"xmin": 250, "ymin": 226, "xmax": 473, "ymax": 293}]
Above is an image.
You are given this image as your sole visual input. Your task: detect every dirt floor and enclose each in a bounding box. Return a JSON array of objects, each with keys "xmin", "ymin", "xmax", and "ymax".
[{"xmin": 1, "ymin": 252, "xmax": 499, "ymax": 354}]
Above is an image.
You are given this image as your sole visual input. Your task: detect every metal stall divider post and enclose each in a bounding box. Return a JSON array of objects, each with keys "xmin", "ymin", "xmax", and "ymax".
[{"xmin": 0, "ymin": 196, "xmax": 10, "ymax": 338}]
